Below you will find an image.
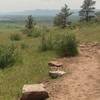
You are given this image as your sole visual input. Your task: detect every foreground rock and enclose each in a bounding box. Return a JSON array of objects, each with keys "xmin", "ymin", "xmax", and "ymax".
[
  {"xmin": 20, "ymin": 84, "xmax": 49, "ymax": 100},
  {"xmin": 49, "ymin": 71, "xmax": 66, "ymax": 78},
  {"xmin": 48, "ymin": 61, "xmax": 63, "ymax": 67}
]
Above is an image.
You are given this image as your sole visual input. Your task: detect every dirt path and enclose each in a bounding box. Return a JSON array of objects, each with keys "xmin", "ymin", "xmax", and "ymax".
[{"xmin": 46, "ymin": 43, "xmax": 100, "ymax": 100}]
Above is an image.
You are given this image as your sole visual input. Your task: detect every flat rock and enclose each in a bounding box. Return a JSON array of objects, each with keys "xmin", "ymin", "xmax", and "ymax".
[
  {"xmin": 20, "ymin": 84, "xmax": 49, "ymax": 100},
  {"xmin": 49, "ymin": 71, "xmax": 66, "ymax": 78},
  {"xmin": 48, "ymin": 61, "xmax": 63, "ymax": 67}
]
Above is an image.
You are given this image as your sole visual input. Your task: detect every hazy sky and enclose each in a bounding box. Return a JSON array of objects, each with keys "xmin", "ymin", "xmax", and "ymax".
[{"xmin": 0, "ymin": 0, "xmax": 100, "ymax": 12}]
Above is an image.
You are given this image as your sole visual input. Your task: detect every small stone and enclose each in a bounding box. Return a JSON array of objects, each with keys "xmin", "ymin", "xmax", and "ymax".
[
  {"xmin": 20, "ymin": 84, "xmax": 49, "ymax": 100},
  {"xmin": 48, "ymin": 61, "xmax": 63, "ymax": 67},
  {"xmin": 49, "ymin": 71, "xmax": 66, "ymax": 79},
  {"xmin": 80, "ymin": 44, "xmax": 86, "ymax": 48}
]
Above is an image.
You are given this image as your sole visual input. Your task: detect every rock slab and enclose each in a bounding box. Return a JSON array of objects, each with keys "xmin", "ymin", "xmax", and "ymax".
[
  {"xmin": 48, "ymin": 61, "xmax": 63, "ymax": 67},
  {"xmin": 20, "ymin": 84, "xmax": 49, "ymax": 100},
  {"xmin": 49, "ymin": 71, "xmax": 66, "ymax": 78}
]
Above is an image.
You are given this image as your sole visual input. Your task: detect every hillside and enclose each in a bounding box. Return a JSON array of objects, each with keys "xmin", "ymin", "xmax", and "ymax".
[{"xmin": 0, "ymin": 22, "xmax": 100, "ymax": 100}]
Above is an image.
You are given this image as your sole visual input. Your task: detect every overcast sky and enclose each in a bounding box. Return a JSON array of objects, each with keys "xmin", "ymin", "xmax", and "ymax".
[{"xmin": 0, "ymin": 0, "xmax": 100, "ymax": 12}]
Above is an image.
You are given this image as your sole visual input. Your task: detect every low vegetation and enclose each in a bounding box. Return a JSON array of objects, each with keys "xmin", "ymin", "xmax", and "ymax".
[
  {"xmin": 39, "ymin": 31, "xmax": 78, "ymax": 57},
  {"xmin": 10, "ymin": 33, "xmax": 22, "ymax": 41},
  {"xmin": 20, "ymin": 42, "xmax": 29, "ymax": 49},
  {"xmin": 24, "ymin": 28, "xmax": 41, "ymax": 37},
  {"xmin": 39, "ymin": 33, "xmax": 53, "ymax": 51},
  {"xmin": 55, "ymin": 33, "xmax": 78, "ymax": 57},
  {"xmin": 0, "ymin": 21, "xmax": 100, "ymax": 100},
  {"xmin": 0, "ymin": 44, "xmax": 18, "ymax": 69}
]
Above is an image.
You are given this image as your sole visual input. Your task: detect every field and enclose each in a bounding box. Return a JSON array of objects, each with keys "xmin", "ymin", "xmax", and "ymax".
[
  {"xmin": 0, "ymin": 21, "xmax": 100, "ymax": 100},
  {"xmin": 0, "ymin": 22, "xmax": 56, "ymax": 100}
]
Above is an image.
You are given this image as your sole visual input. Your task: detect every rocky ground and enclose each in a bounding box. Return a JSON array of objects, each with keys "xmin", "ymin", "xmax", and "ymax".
[{"xmin": 45, "ymin": 43, "xmax": 100, "ymax": 100}]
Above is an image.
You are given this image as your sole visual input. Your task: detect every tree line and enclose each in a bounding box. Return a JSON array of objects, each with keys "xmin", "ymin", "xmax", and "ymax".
[
  {"xmin": 26, "ymin": 0, "xmax": 97, "ymax": 30},
  {"xmin": 54, "ymin": 0, "xmax": 96, "ymax": 28}
]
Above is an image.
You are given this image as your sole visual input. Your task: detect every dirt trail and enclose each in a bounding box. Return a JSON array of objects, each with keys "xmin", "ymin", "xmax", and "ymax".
[{"xmin": 46, "ymin": 43, "xmax": 100, "ymax": 100}]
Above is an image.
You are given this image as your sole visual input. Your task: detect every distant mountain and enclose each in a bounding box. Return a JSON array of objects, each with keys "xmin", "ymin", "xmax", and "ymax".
[
  {"xmin": 0, "ymin": 9, "xmax": 99, "ymax": 23},
  {"xmin": 0, "ymin": 9, "xmax": 59, "ymax": 16},
  {"xmin": 0, "ymin": 9, "xmax": 80, "ymax": 23},
  {"xmin": 0, "ymin": 9, "xmax": 80, "ymax": 16},
  {"xmin": 0, "ymin": 9, "xmax": 99, "ymax": 16}
]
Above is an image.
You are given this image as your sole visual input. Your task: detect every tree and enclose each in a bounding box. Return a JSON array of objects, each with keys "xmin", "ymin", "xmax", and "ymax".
[
  {"xmin": 54, "ymin": 4, "xmax": 72, "ymax": 28},
  {"xmin": 54, "ymin": 13, "xmax": 64, "ymax": 27},
  {"xmin": 79, "ymin": 0, "xmax": 96, "ymax": 22},
  {"xmin": 25, "ymin": 15, "xmax": 36, "ymax": 30}
]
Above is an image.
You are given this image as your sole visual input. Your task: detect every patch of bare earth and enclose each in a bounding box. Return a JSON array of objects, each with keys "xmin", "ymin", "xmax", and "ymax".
[{"xmin": 45, "ymin": 43, "xmax": 100, "ymax": 100}]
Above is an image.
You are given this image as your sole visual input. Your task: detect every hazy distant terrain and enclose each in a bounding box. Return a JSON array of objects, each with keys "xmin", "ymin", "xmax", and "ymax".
[{"xmin": 0, "ymin": 9, "xmax": 80, "ymax": 25}]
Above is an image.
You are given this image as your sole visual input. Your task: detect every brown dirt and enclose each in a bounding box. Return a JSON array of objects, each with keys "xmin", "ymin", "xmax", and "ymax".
[{"xmin": 45, "ymin": 43, "xmax": 100, "ymax": 100}]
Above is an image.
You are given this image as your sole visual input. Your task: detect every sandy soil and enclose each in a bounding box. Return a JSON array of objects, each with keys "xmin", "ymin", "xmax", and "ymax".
[{"xmin": 45, "ymin": 43, "xmax": 100, "ymax": 100}]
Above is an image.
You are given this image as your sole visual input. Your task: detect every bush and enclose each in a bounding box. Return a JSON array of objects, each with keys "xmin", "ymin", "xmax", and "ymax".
[
  {"xmin": 23, "ymin": 29, "xmax": 32, "ymax": 36},
  {"xmin": 38, "ymin": 32, "xmax": 78, "ymax": 57},
  {"xmin": 0, "ymin": 45, "xmax": 18, "ymax": 69},
  {"xmin": 55, "ymin": 33, "xmax": 78, "ymax": 57},
  {"xmin": 20, "ymin": 42, "xmax": 29, "ymax": 49},
  {"xmin": 10, "ymin": 34, "xmax": 21, "ymax": 41},
  {"xmin": 39, "ymin": 33, "xmax": 53, "ymax": 51},
  {"xmin": 31, "ymin": 29, "xmax": 41, "ymax": 38},
  {"xmin": 23, "ymin": 28, "xmax": 41, "ymax": 38}
]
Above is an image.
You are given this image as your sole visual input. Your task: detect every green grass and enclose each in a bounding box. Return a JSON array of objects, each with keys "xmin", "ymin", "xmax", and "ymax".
[
  {"xmin": 0, "ymin": 50, "xmax": 55, "ymax": 100},
  {"xmin": 0, "ymin": 23, "xmax": 56, "ymax": 100},
  {"xmin": 75, "ymin": 23, "xmax": 100, "ymax": 42},
  {"xmin": 49, "ymin": 23, "xmax": 100, "ymax": 43},
  {"xmin": 0, "ymin": 22, "xmax": 100, "ymax": 100}
]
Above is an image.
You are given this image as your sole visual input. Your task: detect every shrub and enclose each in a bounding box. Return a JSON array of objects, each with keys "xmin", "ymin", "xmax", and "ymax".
[
  {"xmin": 20, "ymin": 42, "xmax": 29, "ymax": 49},
  {"xmin": 39, "ymin": 32, "xmax": 78, "ymax": 57},
  {"xmin": 23, "ymin": 29, "xmax": 33, "ymax": 36},
  {"xmin": 41, "ymin": 26, "xmax": 50, "ymax": 33},
  {"xmin": 39, "ymin": 33, "xmax": 53, "ymax": 51},
  {"xmin": 55, "ymin": 33, "xmax": 78, "ymax": 57},
  {"xmin": 0, "ymin": 45, "xmax": 18, "ymax": 69},
  {"xmin": 39, "ymin": 33, "xmax": 47, "ymax": 51},
  {"xmin": 31, "ymin": 29, "xmax": 41, "ymax": 38},
  {"xmin": 23, "ymin": 28, "xmax": 41, "ymax": 38},
  {"xmin": 10, "ymin": 34, "xmax": 21, "ymax": 41}
]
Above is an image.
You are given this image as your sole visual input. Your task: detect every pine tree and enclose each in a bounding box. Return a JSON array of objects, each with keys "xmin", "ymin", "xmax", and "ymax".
[
  {"xmin": 25, "ymin": 15, "xmax": 36, "ymax": 30},
  {"xmin": 54, "ymin": 13, "xmax": 64, "ymax": 27},
  {"xmin": 54, "ymin": 4, "xmax": 72, "ymax": 28},
  {"xmin": 79, "ymin": 0, "xmax": 96, "ymax": 22}
]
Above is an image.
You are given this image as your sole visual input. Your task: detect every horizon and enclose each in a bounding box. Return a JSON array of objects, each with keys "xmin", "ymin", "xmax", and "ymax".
[{"xmin": 0, "ymin": 8, "xmax": 100, "ymax": 14}]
